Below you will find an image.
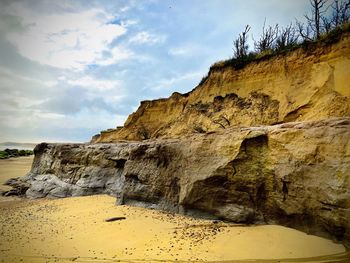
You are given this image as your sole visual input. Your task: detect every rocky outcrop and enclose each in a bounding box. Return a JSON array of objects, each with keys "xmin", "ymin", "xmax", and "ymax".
[
  {"xmin": 5, "ymin": 31, "xmax": 350, "ymax": 249},
  {"xmin": 92, "ymin": 33, "xmax": 350, "ymax": 142},
  {"xmin": 2, "ymin": 177, "xmax": 30, "ymax": 196},
  {"xmin": 17, "ymin": 117, "xmax": 350, "ymax": 246}
]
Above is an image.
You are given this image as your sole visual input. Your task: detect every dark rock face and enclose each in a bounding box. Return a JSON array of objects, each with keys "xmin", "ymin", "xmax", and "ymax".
[
  {"xmin": 2, "ymin": 177, "xmax": 30, "ymax": 196},
  {"xmin": 10, "ymin": 117, "xmax": 350, "ymax": 246}
]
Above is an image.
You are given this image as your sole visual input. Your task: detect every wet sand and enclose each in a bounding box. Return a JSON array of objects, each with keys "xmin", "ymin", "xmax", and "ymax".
[{"xmin": 0, "ymin": 157, "xmax": 348, "ymax": 263}]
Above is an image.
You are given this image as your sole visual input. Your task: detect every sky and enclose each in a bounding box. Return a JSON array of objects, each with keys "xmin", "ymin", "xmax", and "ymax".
[{"xmin": 0, "ymin": 0, "xmax": 311, "ymax": 143}]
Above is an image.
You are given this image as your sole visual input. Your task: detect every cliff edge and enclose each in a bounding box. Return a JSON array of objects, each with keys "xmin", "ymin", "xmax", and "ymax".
[{"xmin": 92, "ymin": 32, "xmax": 350, "ymax": 142}]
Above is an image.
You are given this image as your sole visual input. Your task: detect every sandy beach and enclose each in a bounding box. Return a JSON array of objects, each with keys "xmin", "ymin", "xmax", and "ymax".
[
  {"xmin": 0, "ymin": 157, "xmax": 348, "ymax": 263},
  {"xmin": 0, "ymin": 156, "xmax": 34, "ymax": 203},
  {"xmin": 0, "ymin": 156, "xmax": 33, "ymax": 192}
]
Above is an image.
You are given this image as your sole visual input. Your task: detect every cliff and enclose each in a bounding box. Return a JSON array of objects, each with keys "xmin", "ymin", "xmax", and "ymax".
[
  {"xmin": 5, "ymin": 31, "xmax": 350, "ymax": 246},
  {"xmin": 11, "ymin": 118, "xmax": 350, "ymax": 246},
  {"xmin": 92, "ymin": 33, "xmax": 350, "ymax": 142}
]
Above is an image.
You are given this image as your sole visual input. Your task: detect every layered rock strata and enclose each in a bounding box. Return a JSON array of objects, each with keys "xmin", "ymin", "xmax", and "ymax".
[
  {"xmin": 92, "ymin": 33, "xmax": 350, "ymax": 142},
  {"xmin": 15, "ymin": 117, "xmax": 350, "ymax": 246}
]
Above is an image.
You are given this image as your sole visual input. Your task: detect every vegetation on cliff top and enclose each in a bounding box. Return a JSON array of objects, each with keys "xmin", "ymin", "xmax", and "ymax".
[
  {"xmin": 0, "ymin": 149, "xmax": 33, "ymax": 159},
  {"xmin": 199, "ymin": 0, "xmax": 350, "ymax": 83}
]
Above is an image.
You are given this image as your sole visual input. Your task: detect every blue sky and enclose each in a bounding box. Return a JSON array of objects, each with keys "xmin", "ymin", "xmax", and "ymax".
[{"xmin": 0, "ymin": 0, "xmax": 310, "ymax": 143}]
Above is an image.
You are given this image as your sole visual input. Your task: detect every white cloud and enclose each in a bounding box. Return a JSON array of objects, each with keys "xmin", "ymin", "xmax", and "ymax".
[
  {"xmin": 0, "ymin": 107, "xmax": 124, "ymax": 137},
  {"xmin": 4, "ymin": 3, "xmax": 128, "ymax": 70},
  {"xmin": 121, "ymin": 19, "xmax": 139, "ymax": 27},
  {"xmin": 66, "ymin": 75, "xmax": 127, "ymax": 105},
  {"xmin": 168, "ymin": 47, "xmax": 189, "ymax": 56},
  {"xmin": 0, "ymin": 108, "xmax": 65, "ymax": 129},
  {"xmin": 151, "ymin": 71, "xmax": 202, "ymax": 91},
  {"xmin": 168, "ymin": 44, "xmax": 209, "ymax": 57},
  {"xmin": 129, "ymin": 31, "xmax": 166, "ymax": 45},
  {"xmin": 96, "ymin": 46, "xmax": 134, "ymax": 66},
  {"xmin": 168, "ymin": 46, "xmax": 193, "ymax": 56},
  {"xmin": 67, "ymin": 76, "xmax": 120, "ymax": 91},
  {"xmin": 0, "ymin": 66, "xmax": 57, "ymax": 87}
]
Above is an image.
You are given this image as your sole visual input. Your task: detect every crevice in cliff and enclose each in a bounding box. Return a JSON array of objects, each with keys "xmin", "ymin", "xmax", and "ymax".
[
  {"xmin": 282, "ymin": 180, "xmax": 289, "ymax": 201},
  {"xmin": 114, "ymin": 159, "xmax": 127, "ymax": 169},
  {"xmin": 283, "ymin": 104, "xmax": 311, "ymax": 122}
]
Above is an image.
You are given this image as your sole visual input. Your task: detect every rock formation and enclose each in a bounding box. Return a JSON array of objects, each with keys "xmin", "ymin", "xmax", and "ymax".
[
  {"xmin": 92, "ymin": 33, "xmax": 350, "ymax": 142},
  {"xmin": 13, "ymin": 117, "xmax": 350, "ymax": 246},
  {"xmin": 6, "ymin": 32, "xmax": 350, "ymax": 246}
]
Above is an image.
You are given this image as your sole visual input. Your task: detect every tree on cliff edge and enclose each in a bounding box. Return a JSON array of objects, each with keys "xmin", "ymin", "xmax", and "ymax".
[
  {"xmin": 298, "ymin": 0, "xmax": 329, "ymax": 40},
  {"xmin": 275, "ymin": 23, "xmax": 299, "ymax": 50},
  {"xmin": 233, "ymin": 25, "xmax": 251, "ymax": 59},
  {"xmin": 254, "ymin": 20, "xmax": 279, "ymax": 53},
  {"xmin": 330, "ymin": 0, "xmax": 350, "ymax": 26}
]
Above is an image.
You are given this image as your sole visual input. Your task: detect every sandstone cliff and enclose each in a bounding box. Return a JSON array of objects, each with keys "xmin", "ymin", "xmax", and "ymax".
[
  {"xmin": 92, "ymin": 33, "xmax": 350, "ymax": 142},
  {"xmin": 12, "ymin": 118, "xmax": 350, "ymax": 246},
  {"xmin": 5, "ymin": 31, "xmax": 350, "ymax": 247}
]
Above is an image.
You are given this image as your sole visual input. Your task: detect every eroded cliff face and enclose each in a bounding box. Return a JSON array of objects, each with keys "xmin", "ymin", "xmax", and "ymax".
[
  {"xmin": 15, "ymin": 118, "xmax": 350, "ymax": 245},
  {"xmin": 6, "ymin": 32, "xmax": 350, "ymax": 247},
  {"xmin": 92, "ymin": 33, "xmax": 350, "ymax": 142}
]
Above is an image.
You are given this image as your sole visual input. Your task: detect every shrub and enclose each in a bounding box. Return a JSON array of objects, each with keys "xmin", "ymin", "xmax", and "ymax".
[
  {"xmin": 254, "ymin": 20, "xmax": 279, "ymax": 53},
  {"xmin": 0, "ymin": 149, "xmax": 33, "ymax": 159},
  {"xmin": 233, "ymin": 25, "xmax": 251, "ymax": 59}
]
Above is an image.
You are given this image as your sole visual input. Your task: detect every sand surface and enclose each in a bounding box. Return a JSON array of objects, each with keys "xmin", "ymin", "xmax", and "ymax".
[
  {"xmin": 0, "ymin": 156, "xmax": 33, "ymax": 191},
  {"xmin": 0, "ymin": 157, "xmax": 349, "ymax": 263},
  {"xmin": 0, "ymin": 156, "xmax": 33, "ymax": 203}
]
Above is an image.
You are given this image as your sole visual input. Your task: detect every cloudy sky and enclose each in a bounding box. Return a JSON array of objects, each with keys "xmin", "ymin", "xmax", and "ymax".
[{"xmin": 0, "ymin": 0, "xmax": 310, "ymax": 143}]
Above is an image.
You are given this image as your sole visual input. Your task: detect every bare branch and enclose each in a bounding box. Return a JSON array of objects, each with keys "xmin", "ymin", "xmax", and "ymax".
[
  {"xmin": 296, "ymin": 20, "xmax": 313, "ymax": 41},
  {"xmin": 330, "ymin": 0, "xmax": 350, "ymax": 27},
  {"xmin": 254, "ymin": 19, "xmax": 279, "ymax": 52},
  {"xmin": 276, "ymin": 23, "xmax": 299, "ymax": 50},
  {"xmin": 321, "ymin": 16, "xmax": 332, "ymax": 33},
  {"xmin": 233, "ymin": 25, "xmax": 251, "ymax": 59},
  {"xmin": 304, "ymin": 0, "xmax": 329, "ymax": 39}
]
